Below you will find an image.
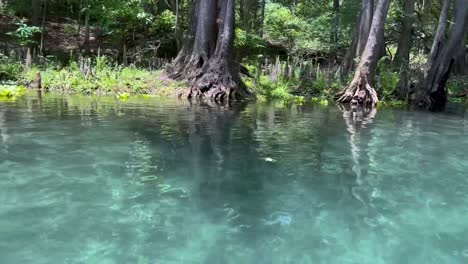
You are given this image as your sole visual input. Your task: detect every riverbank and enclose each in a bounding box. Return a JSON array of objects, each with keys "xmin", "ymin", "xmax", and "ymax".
[{"xmin": 1, "ymin": 56, "xmax": 465, "ymax": 109}]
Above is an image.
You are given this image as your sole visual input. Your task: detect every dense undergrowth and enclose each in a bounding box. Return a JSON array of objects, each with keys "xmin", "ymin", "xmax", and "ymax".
[
  {"xmin": 239, "ymin": 55, "xmax": 468, "ymax": 107},
  {"xmin": 1, "ymin": 55, "xmax": 187, "ymax": 99},
  {"xmin": 1, "ymin": 54, "xmax": 467, "ymax": 108}
]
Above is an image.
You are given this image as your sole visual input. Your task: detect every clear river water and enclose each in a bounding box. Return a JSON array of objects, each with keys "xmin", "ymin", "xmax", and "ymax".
[{"xmin": 1, "ymin": 95, "xmax": 468, "ymax": 264}]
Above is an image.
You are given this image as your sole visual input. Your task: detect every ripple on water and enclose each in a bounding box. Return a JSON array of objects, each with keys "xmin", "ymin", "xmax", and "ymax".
[{"xmin": 1, "ymin": 98, "xmax": 468, "ymax": 263}]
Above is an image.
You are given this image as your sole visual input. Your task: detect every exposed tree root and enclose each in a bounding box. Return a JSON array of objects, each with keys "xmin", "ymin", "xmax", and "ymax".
[
  {"xmin": 336, "ymin": 74, "xmax": 378, "ymax": 108},
  {"xmin": 187, "ymin": 58, "xmax": 250, "ymax": 103}
]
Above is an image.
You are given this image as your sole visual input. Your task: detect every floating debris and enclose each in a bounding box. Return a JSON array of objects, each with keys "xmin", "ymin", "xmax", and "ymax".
[{"xmin": 264, "ymin": 157, "xmax": 277, "ymax": 163}]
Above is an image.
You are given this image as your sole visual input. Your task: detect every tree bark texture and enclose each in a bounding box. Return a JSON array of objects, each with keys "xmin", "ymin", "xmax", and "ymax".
[
  {"xmin": 32, "ymin": 0, "xmax": 41, "ymax": 26},
  {"xmin": 414, "ymin": 0, "xmax": 468, "ymax": 110},
  {"xmin": 339, "ymin": 0, "xmax": 374, "ymax": 79},
  {"xmin": 167, "ymin": 0, "xmax": 251, "ymax": 102},
  {"xmin": 337, "ymin": 0, "xmax": 391, "ymax": 108},
  {"xmin": 393, "ymin": 0, "xmax": 416, "ymax": 99}
]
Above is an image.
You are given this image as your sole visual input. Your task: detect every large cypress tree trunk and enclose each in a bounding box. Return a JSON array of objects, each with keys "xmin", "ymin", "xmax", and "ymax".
[
  {"xmin": 413, "ymin": 0, "xmax": 468, "ymax": 110},
  {"xmin": 393, "ymin": 0, "xmax": 416, "ymax": 99},
  {"xmin": 336, "ymin": 0, "xmax": 391, "ymax": 108},
  {"xmin": 167, "ymin": 0, "xmax": 250, "ymax": 102},
  {"xmin": 426, "ymin": 0, "xmax": 451, "ymax": 73},
  {"xmin": 338, "ymin": 0, "xmax": 374, "ymax": 79}
]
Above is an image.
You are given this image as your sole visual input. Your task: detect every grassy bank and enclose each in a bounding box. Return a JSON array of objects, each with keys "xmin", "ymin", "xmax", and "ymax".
[
  {"xmin": 1, "ymin": 55, "xmax": 187, "ymax": 99},
  {"xmin": 1, "ymin": 55, "xmax": 465, "ymax": 108}
]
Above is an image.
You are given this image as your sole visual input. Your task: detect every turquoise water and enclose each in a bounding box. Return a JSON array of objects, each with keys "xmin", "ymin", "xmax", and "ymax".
[{"xmin": 1, "ymin": 95, "xmax": 468, "ymax": 264}]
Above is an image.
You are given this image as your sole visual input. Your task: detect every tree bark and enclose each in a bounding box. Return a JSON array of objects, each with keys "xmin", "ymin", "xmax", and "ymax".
[
  {"xmin": 259, "ymin": 0, "xmax": 266, "ymax": 38},
  {"xmin": 339, "ymin": 0, "xmax": 374, "ymax": 79},
  {"xmin": 167, "ymin": 0, "xmax": 251, "ymax": 102},
  {"xmin": 32, "ymin": 0, "xmax": 41, "ymax": 26},
  {"xmin": 453, "ymin": 35, "xmax": 467, "ymax": 75},
  {"xmin": 83, "ymin": 1, "xmax": 90, "ymax": 55},
  {"xmin": 39, "ymin": 0, "xmax": 47, "ymax": 54},
  {"xmin": 393, "ymin": 0, "xmax": 416, "ymax": 99},
  {"xmin": 393, "ymin": 0, "xmax": 416, "ymax": 67},
  {"xmin": 330, "ymin": 0, "xmax": 340, "ymax": 63},
  {"xmin": 337, "ymin": 0, "xmax": 391, "ymax": 108},
  {"xmin": 413, "ymin": 0, "xmax": 468, "ymax": 110},
  {"xmin": 426, "ymin": 0, "xmax": 451, "ymax": 72}
]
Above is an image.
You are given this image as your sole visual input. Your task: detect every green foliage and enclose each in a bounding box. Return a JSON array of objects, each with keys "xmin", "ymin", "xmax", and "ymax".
[
  {"xmin": 20, "ymin": 56, "xmax": 184, "ymax": 96},
  {"xmin": 264, "ymin": 3, "xmax": 305, "ymax": 48},
  {"xmin": 377, "ymin": 58, "xmax": 400, "ymax": 99},
  {"xmin": 447, "ymin": 77, "xmax": 468, "ymax": 96},
  {"xmin": 0, "ymin": 54, "xmax": 23, "ymax": 81},
  {"xmin": 253, "ymin": 75, "xmax": 294, "ymax": 100},
  {"xmin": 7, "ymin": 21, "xmax": 41, "ymax": 46},
  {"xmin": 118, "ymin": 92, "xmax": 130, "ymax": 100},
  {"xmin": 0, "ymin": 85, "xmax": 27, "ymax": 101},
  {"xmin": 235, "ymin": 28, "xmax": 266, "ymax": 50},
  {"xmin": 151, "ymin": 10, "xmax": 176, "ymax": 37}
]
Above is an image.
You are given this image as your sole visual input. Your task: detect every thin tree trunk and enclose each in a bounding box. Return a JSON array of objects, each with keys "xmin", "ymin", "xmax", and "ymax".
[
  {"xmin": 393, "ymin": 0, "xmax": 416, "ymax": 67},
  {"xmin": 175, "ymin": 0, "xmax": 182, "ymax": 50},
  {"xmin": 393, "ymin": 0, "xmax": 416, "ymax": 99},
  {"xmin": 39, "ymin": 0, "xmax": 47, "ymax": 54},
  {"xmin": 32, "ymin": 0, "xmax": 41, "ymax": 26},
  {"xmin": 77, "ymin": 0, "xmax": 82, "ymax": 50},
  {"xmin": 414, "ymin": 0, "xmax": 468, "ymax": 110},
  {"xmin": 337, "ymin": 0, "xmax": 391, "ymax": 108},
  {"xmin": 84, "ymin": 1, "xmax": 90, "ymax": 55},
  {"xmin": 259, "ymin": 0, "xmax": 266, "ymax": 38},
  {"xmin": 331, "ymin": 0, "xmax": 340, "ymax": 63},
  {"xmin": 339, "ymin": 0, "xmax": 374, "ymax": 79},
  {"xmin": 123, "ymin": 43, "xmax": 127, "ymax": 66}
]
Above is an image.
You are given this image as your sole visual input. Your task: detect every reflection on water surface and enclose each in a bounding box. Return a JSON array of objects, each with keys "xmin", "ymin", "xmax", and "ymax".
[{"xmin": 1, "ymin": 95, "xmax": 468, "ymax": 263}]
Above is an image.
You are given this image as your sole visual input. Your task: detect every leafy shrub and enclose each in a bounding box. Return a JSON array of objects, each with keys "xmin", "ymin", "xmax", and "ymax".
[
  {"xmin": 377, "ymin": 58, "xmax": 400, "ymax": 99},
  {"xmin": 235, "ymin": 28, "xmax": 266, "ymax": 51},
  {"xmin": 254, "ymin": 75, "xmax": 293, "ymax": 100},
  {"xmin": 7, "ymin": 21, "xmax": 41, "ymax": 46},
  {"xmin": 20, "ymin": 56, "xmax": 178, "ymax": 96},
  {"xmin": 264, "ymin": 3, "xmax": 305, "ymax": 48},
  {"xmin": 0, "ymin": 55, "xmax": 23, "ymax": 81}
]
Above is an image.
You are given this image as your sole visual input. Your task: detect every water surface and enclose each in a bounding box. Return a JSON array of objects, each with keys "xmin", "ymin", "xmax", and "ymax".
[{"xmin": 1, "ymin": 95, "xmax": 468, "ymax": 263}]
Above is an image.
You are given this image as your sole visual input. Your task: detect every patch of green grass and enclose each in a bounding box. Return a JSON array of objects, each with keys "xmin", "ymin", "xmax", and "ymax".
[
  {"xmin": 377, "ymin": 58, "xmax": 400, "ymax": 100},
  {"xmin": 20, "ymin": 57, "xmax": 186, "ymax": 96},
  {"xmin": 0, "ymin": 55, "xmax": 23, "ymax": 81},
  {"xmin": 250, "ymin": 75, "xmax": 295, "ymax": 100}
]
